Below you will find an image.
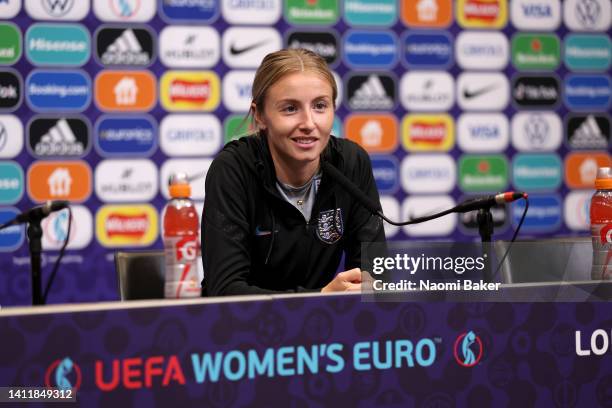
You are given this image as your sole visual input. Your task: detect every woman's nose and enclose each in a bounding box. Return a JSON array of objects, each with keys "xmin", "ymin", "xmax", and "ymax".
[{"xmin": 299, "ymin": 109, "xmax": 315, "ymax": 130}]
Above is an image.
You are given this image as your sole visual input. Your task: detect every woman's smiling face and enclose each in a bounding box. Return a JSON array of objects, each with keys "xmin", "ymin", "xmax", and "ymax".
[{"xmin": 254, "ymin": 71, "xmax": 334, "ymax": 181}]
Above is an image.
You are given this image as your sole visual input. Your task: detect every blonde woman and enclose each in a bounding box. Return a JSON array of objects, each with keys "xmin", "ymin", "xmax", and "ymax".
[{"xmin": 202, "ymin": 48, "xmax": 385, "ymax": 296}]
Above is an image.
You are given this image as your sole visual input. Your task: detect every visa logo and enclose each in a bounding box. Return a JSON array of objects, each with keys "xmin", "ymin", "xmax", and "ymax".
[
  {"xmin": 469, "ymin": 125, "xmax": 499, "ymax": 139},
  {"xmin": 521, "ymin": 5, "xmax": 552, "ymax": 17},
  {"xmin": 235, "ymin": 84, "xmax": 251, "ymax": 98}
]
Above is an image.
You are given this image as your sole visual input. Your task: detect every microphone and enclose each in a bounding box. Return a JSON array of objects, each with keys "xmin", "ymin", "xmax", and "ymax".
[
  {"xmin": 454, "ymin": 192, "xmax": 528, "ymax": 213},
  {"xmin": 1, "ymin": 201, "xmax": 70, "ymax": 228},
  {"xmin": 321, "ymin": 161, "xmax": 382, "ymax": 215}
]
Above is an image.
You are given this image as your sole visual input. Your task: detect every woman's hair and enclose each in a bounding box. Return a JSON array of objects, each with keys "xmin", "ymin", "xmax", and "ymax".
[{"xmin": 245, "ymin": 48, "xmax": 337, "ymax": 133}]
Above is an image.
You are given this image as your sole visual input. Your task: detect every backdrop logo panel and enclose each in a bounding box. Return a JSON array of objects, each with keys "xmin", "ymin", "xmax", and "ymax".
[
  {"xmin": 511, "ymin": 194, "xmax": 561, "ymax": 232},
  {"xmin": 343, "ymin": 30, "xmax": 398, "ymax": 69},
  {"xmin": 27, "ymin": 115, "xmax": 91, "ymax": 158},
  {"xmin": 456, "ymin": 0, "xmax": 508, "ymax": 29},
  {"xmin": 159, "ymin": 26, "xmax": 220, "ymax": 68},
  {"xmin": 25, "ymin": 0, "xmax": 90, "ymax": 20},
  {"xmin": 564, "ymin": 34, "xmax": 611, "ymax": 72},
  {"xmin": 457, "ymin": 113, "xmax": 509, "ymax": 153},
  {"xmin": 512, "ymin": 153, "xmax": 562, "ymax": 191},
  {"xmin": 41, "ymin": 205, "xmax": 93, "ymax": 250},
  {"xmin": 95, "ymin": 70, "xmax": 156, "ymax": 112},
  {"xmin": 0, "ymin": 161, "xmax": 23, "ymax": 204},
  {"xmin": 371, "ymin": 156, "xmax": 398, "ymax": 194},
  {"xmin": 160, "ymin": 71, "xmax": 220, "ymax": 112},
  {"xmin": 401, "ymin": 114, "xmax": 454, "ymax": 152},
  {"xmin": 563, "ymin": 0, "xmax": 611, "ymax": 32},
  {"xmin": 0, "ymin": 207, "xmax": 24, "ymax": 251},
  {"xmin": 345, "ymin": 113, "xmax": 398, "ymax": 154},
  {"xmin": 401, "ymin": 0, "xmax": 452, "ymax": 28},
  {"xmin": 511, "ymin": 33, "xmax": 560, "ymax": 71},
  {"xmin": 26, "ymin": 70, "xmax": 91, "ymax": 112},
  {"xmin": 95, "ymin": 204, "xmax": 158, "ymax": 247},
  {"xmin": 402, "ymin": 195, "xmax": 457, "ymax": 236},
  {"xmin": 95, "ymin": 115, "xmax": 156, "ymax": 157},
  {"xmin": 564, "ymin": 191, "xmax": 591, "ymax": 231},
  {"xmin": 222, "ymin": 0, "xmax": 281, "ymax": 25},
  {"xmin": 564, "ymin": 152, "xmax": 611, "ymax": 189},
  {"xmin": 346, "ymin": 72, "xmax": 396, "ymax": 111},
  {"xmin": 0, "ymin": 114, "xmax": 23, "ymax": 158},
  {"xmin": 400, "ymin": 154, "xmax": 456, "ymax": 194},
  {"xmin": 455, "ymin": 31, "xmax": 509, "ymax": 70},
  {"xmin": 26, "ymin": 23, "xmax": 90, "ymax": 67},
  {"xmin": 0, "ymin": 69, "xmax": 22, "ymax": 111},
  {"xmin": 344, "ymin": 0, "xmax": 396, "ymax": 27},
  {"xmin": 0, "ymin": 23, "xmax": 21, "ymax": 65},
  {"xmin": 511, "ymin": 111, "xmax": 562, "ymax": 152},
  {"xmin": 95, "ymin": 159, "xmax": 158, "ymax": 203},
  {"xmin": 400, "ymin": 71, "xmax": 454, "ymax": 111},
  {"xmin": 285, "ymin": 30, "xmax": 339, "ymax": 66},
  {"xmin": 93, "ymin": 0, "xmax": 156, "ymax": 22},
  {"xmin": 459, "ymin": 155, "xmax": 509, "ymax": 192},
  {"xmin": 402, "ymin": 31, "xmax": 453, "ymax": 68},
  {"xmin": 284, "ymin": 0, "xmax": 339, "ymax": 25},
  {"xmin": 159, "ymin": 0, "xmax": 219, "ymax": 22},
  {"xmin": 222, "ymin": 27, "xmax": 283, "ymax": 68},
  {"xmin": 95, "ymin": 26, "xmax": 155, "ymax": 67},
  {"xmin": 566, "ymin": 114, "xmax": 610, "ymax": 150},
  {"xmin": 0, "ymin": 0, "xmax": 21, "ymax": 19},
  {"xmin": 510, "ymin": 0, "xmax": 561, "ymax": 30},
  {"xmin": 159, "ymin": 114, "xmax": 222, "ymax": 157},
  {"xmin": 564, "ymin": 74, "xmax": 611, "ymax": 110},
  {"xmin": 27, "ymin": 160, "xmax": 92, "ymax": 202},
  {"xmin": 457, "ymin": 72, "xmax": 509, "ymax": 111}
]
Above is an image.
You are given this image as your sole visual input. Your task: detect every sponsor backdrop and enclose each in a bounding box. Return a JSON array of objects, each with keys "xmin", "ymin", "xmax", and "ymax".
[
  {"xmin": 0, "ymin": 0, "xmax": 611, "ymax": 305},
  {"xmin": 0, "ymin": 295, "xmax": 611, "ymax": 405}
]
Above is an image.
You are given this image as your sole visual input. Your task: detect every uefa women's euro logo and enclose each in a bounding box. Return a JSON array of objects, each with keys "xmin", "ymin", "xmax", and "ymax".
[
  {"xmin": 45, "ymin": 357, "xmax": 82, "ymax": 391},
  {"xmin": 453, "ymin": 331, "xmax": 483, "ymax": 367}
]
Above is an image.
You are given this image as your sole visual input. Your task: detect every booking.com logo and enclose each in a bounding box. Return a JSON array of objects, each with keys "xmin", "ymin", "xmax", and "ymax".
[
  {"xmin": 453, "ymin": 331, "xmax": 483, "ymax": 367},
  {"xmin": 45, "ymin": 357, "xmax": 82, "ymax": 390}
]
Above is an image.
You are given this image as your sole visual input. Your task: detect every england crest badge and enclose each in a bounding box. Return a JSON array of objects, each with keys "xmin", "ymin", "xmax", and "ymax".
[{"xmin": 316, "ymin": 208, "xmax": 343, "ymax": 244}]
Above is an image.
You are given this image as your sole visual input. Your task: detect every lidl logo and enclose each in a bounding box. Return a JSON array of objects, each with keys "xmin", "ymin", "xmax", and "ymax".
[
  {"xmin": 343, "ymin": 30, "xmax": 398, "ymax": 69},
  {"xmin": 345, "ymin": 113, "xmax": 397, "ymax": 153},
  {"xmin": 0, "ymin": 0, "xmax": 21, "ymax": 19},
  {"xmin": 27, "ymin": 115, "xmax": 90, "ymax": 158},
  {"xmin": 402, "ymin": 31, "xmax": 453, "ymax": 68},
  {"xmin": 0, "ymin": 208, "xmax": 24, "ymax": 251},
  {"xmin": 459, "ymin": 155, "xmax": 508, "ymax": 192},
  {"xmin": 160, "ymin": 71, "xmax": 220, "ymax": 111},
  {"xmin": 512, "ymin": 153, "xmax": 562, "ymax": 191},
  {"xmin": 224, "ymin": 114, "xmax": 255, "ymax": 144},
  {"xmin": 511, "ymin": 33, "xmax": 560, "ymax": 70},
  {"xmin": 27, "ymin": 160, "xmax": 92, "ymax": 202},
  {"xmin": 160, "ymin": 0, "xmax": 219, "ymax": 22},
  {"xmin": 95, "ymin": 26, "xmax": 155, "ymax": 67},
  {"xmin": 0, "ymin": 114, "xmax": 24, "ymax": 158},
  {"xmin": 94, "ymin": 70, "xmax": 156, "ymax": 112},
  {"xmin": 41, "ymin": 205, "xmax": 93, "ymax": 250},
  {"xmin": 0, "ymin": 161, "xmax": 23, "ymax": 204},
  {"xmin": 371, "ymin": 156, "xmax": 399, "ymax": 194},
  {"xmin": 510, "ymin": 0, "xmax": 561, "ymax": 30},
  {"xmin": 96, "ymin": 204, "xmax": 158, "ymax": 247},
  {"xmin": 512, "ymin": 194, "xmax": 561, "ymax": 233},
  {"xmin": 284, "ymin": 0, "xmax": 339, "ymax": 25},
  {"xmin": 566, "ymin": 114, "xmax": 610, "ymax": 150},
  {"xmin": 26, "ymin": 70, "xmax": 91, "ymax": 111},
  {"xmin": 401, "ymin": 114, "xmax": 454, "ymax": 152},
  {"xmin": 457, "ymin": 0, "xmax": 508, "ymax": 28},
  {"xmin": 565, "ymin": 152, "xmax": 611, "ymax": 189},
  {"xmin": 25, "ymin": 0, "xmax": 90, "ymax": 20},
  {"xmin": 344, "ymin": 0, "xmax": 397, "ymax": 26},
  {"xmin": 95, "ymin": 115, "xmax": 157, "ymax": 157},
  {"xmin": 0, "ymin": 23, "xmax": 21, "ymax": 65},
  {"xmin": 401, "ymin": 0, "xmax": 452, "ymax": 28},
  {"xmin": 26, "ymin": 24, "xmax": 90, "ymax": 67},
  {"xmin": 93, "ymin": 0, "xmax": 156, "ymax": 22},
  {"xmin": 564, "ymin": 75, "xmax": 611, "ymax": 110},
  {"xmin": 160, "ymin": 114, "xmax": 222, "ymax": 157},
  {"xmin": 564, "ymin": 34, "xmax": 611, "ymax": 72}
]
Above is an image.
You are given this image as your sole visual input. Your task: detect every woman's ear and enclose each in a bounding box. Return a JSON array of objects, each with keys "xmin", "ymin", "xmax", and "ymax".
[{"xmin": 252, "ymin": 103, "xmax": 266, "ymax": 131}]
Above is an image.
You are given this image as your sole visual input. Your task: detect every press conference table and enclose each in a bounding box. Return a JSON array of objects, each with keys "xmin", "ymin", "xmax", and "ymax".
[{"xmin": 1, "ymin": 282, "xmax": 611, "ymax": 407}]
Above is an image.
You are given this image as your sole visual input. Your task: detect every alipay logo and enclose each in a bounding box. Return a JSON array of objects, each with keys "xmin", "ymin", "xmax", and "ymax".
[
  {"xmin": 402, "ymin": 31, "xmax": 453, "ymax": 68},
  {"xmin": 26, "ymin": 70, "xmax": 91, "ymax": 112},
  {"xmin": 95, "ymin": 115, "xmax": 156, "ymax": 157},
  {"xmin": 26, "ymin": 24, "xmax": 90, "ymax": 67},
  {"xmin": 343, "ymin": 30, "xmax": 397, "ymax": 69}
]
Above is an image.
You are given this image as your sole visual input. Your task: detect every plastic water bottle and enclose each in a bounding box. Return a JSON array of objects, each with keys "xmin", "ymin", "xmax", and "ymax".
[
  {"xmin": 163, "ymin": 173, "xmax": 201, "ymax": 298},
  {"xmin": 590, "ymin": 167, "xmax": 612, "ymax": 280}
]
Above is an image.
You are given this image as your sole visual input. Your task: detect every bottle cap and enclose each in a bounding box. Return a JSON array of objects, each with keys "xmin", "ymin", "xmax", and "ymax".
[
  {"xmin": 595, "ymin": 167, "xmax": 612, "ymax": 190},
  {"xmin": 168, "ymin": 172, "xmax": 191, "ymax": 198}
]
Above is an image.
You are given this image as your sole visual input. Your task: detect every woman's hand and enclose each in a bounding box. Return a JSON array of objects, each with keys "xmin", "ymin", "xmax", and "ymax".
[{"xmin": 321, "ymin": 268, "xmax": 364, "ymax": 293}]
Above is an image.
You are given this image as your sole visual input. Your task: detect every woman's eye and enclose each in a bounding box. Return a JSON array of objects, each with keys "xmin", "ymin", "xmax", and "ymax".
[
  {"xmin": 283, "ymin": 105, "xmax": 297, "ymax": 113},
  {"xmin": 314, "ymin": 102, "xmax": 328, "ymax": 111}
]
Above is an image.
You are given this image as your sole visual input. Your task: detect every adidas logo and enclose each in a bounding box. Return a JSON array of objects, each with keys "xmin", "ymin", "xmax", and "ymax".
[
  {"xmin": 35, "ymin": 119, "xmax": 84, "ymax": 156},
  {"xmin": 569, "ymin": 115, "xmax": 609, "ymax": 149},
  {"xmin": 101, "ymin": 29, "xmax": 150, "ymax": 66},
  {"xmin": 349, "ymin": 75, "xmax": 393, "ymax": 110}
]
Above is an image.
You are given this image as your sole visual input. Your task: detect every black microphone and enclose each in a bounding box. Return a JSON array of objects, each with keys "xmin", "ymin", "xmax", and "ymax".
[
  {"xmin": 1, "ymin": 201, "xmax": 70, "ymax": 228},
  {"xmin": 454, "ymin": 192, "xmax": 528, "ymax": 213},
  {"xmin": 321, "ymin": 161, "xmax": 382, "ymax": 215}
]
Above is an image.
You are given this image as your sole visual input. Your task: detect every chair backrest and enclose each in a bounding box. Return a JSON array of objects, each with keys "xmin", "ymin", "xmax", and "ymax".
[
  {"xmin": 493, "ymin": 237, "xmax": 593, "ymax": 284},
  {"xmin": 115, "ymin": 250, "xmax": 165, "ymax": 300}
]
